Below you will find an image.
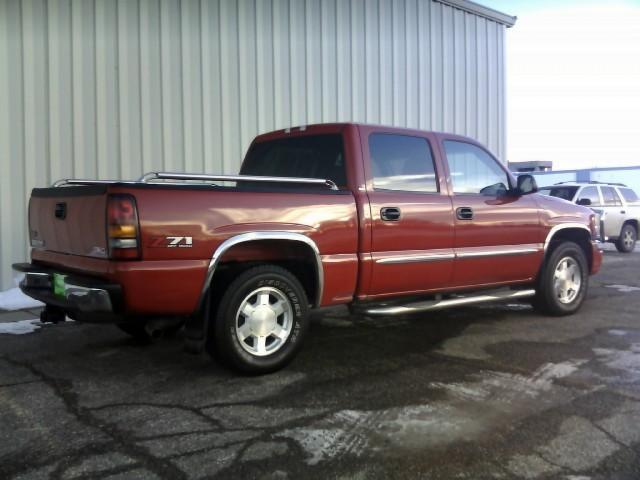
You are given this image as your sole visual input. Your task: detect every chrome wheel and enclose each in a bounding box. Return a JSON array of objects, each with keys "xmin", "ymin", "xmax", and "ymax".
[
  {"xmin": 623, "ymin": 229, "xmax": 636, "ymax": 249},
  {"xmin": 553, "ymin": 256, "xmax": 582, "ymax": 304},
  {"xmin": 235, "ymin": 286, "xmax": 293, "ymax": 357}
]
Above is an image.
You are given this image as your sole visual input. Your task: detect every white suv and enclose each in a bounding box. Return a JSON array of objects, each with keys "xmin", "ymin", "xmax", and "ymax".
[{"xmin": 539, "ymin": 182, "xmax": 640, "ymax": 253}]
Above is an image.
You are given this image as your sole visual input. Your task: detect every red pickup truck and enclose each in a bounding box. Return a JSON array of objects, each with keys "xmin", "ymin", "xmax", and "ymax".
[{"xmin": 15, "ymin": 123, "xmax": 602, "ymax": 373}]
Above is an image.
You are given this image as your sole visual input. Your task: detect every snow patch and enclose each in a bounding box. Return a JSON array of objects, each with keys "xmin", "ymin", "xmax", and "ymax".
[
  {"xmin": 608, "ymin": 329, "xmax": 628, "ymax": 336},
  {"xmin": 0, "ymin": 319, "xmax": 41, "ymax": 335},
  {"xmin": 0, "ymin": 287, "xmax": 44, "ymax": 311},
  {"xmin": 594, "ymin": 343, "xmax": 640, "ymax": 379},
  {"xmin": 604, "ymin": 284, "xmax": 640, "ymax": 293}
]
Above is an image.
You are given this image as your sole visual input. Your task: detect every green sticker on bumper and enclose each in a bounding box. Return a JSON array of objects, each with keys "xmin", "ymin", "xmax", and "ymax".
[{"xmin": 53, "ymin": 273, "xmax": 67, "ymax": 297}]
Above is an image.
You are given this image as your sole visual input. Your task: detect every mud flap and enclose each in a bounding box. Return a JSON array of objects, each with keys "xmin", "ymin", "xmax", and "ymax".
[{"xmin": 183, "ymin": 295, "xmax": 210, "ymax": 354}]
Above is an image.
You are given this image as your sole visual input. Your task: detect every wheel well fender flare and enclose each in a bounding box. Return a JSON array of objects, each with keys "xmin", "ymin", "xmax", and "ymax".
[
  {"xmin": 197, "ymin": 232, "xmax": 324, "ymax": 311},
  {"xmin": 543, "ymin": 223, "xmax": 591, "ymax": 253}
]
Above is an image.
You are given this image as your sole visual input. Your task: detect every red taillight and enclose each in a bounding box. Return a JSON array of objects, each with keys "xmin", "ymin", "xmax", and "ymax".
[{"xmin": 107, "ymin": 195, "xmax": 140, "ymax": 259}]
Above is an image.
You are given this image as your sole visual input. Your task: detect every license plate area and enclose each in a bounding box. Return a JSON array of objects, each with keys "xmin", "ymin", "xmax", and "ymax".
[{"xmin": 53, "ymin": 273, "xmax": 67, "ymax": 297}]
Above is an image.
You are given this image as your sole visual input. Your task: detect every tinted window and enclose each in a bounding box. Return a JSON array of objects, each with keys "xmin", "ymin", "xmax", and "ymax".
[
  {"xmin": 539, "ymin": 186, "xmax": 579, "ymax": 201},
  {"xmin": 619, "ymin": 187, "xmax": 639, "ymax": 204},
  {"xmin": 241, "ymin": 134, "xmax": 347, "ymax": 187},
  {"xmin": 601, "ymin": 186, "xmax": 622, "ymax": 206},
  {"xmin": 444, "ymin": 141, "xmax": 509, "ymax": 195},
  {"xmin": 577, "ymin": 186, "xmax": 600, "ymax": 206},
  {"xmin": 368, "ymin": 134, "xmax": 438, "ymax": 192}
]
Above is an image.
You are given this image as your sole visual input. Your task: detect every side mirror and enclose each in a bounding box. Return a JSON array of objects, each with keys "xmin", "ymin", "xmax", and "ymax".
[
  {"xmin": 516, "ymin": 174, "xmax": 538, "ymax": 195},
  {"xmin": 577, "ymin": 198, "xmax": 591, "ymax": 206}
]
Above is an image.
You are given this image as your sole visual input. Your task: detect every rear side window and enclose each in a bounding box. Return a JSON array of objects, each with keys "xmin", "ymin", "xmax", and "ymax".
[
  {"xmin": 577, "ymin": 186, "xmax": 600, "ymax": 206},
  {"xmin": 241, "ymin": 134, "xmax": 347, "ymax": 188},
  {"xmin": 444, "ymin": 141, "xmax": 510, "ymax": 195},
  {"xmin": 601, "ymin": 186, "xmax": 622, "ymax": 206},
  {"xmin": 619, "ymin": 187, "xmax": 639, "ymax": 204},
  {"xmin": 368, "ymin": 134, "xmax": 438, "ymax": 193}
]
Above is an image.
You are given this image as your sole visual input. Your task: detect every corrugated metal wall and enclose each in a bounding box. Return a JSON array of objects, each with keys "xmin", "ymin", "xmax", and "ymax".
[{"xmin": 0, "ymin": 0, "xmax": 507, "ymax": 290}]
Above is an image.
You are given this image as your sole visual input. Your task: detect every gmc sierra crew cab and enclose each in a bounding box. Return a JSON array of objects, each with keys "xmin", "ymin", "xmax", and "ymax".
[{"xmin": 14, "ymin": 123, "xmax": 602, "ymax": 373}]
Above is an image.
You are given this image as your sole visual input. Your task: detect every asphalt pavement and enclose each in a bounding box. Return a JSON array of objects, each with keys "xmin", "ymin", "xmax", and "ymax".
[{"xmin": 2, "ymin": 245, "xmax": 640, "ymax": 479}]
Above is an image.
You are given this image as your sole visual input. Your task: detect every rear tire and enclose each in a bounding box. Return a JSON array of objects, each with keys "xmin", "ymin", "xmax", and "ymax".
[
  {"xmin": 207, "ymin": 265, "xmax": 310, "ymax": 374},
  {"xmin": 615, "ymin": 223, "xmax": 637, "ymax": 253},
  {"xmin": 532, "ymin": 241, "xmax": 588, "ymax": 316}
]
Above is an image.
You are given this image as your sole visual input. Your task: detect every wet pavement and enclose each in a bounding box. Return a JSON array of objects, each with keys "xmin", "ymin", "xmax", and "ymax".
[{"xmin": 2, "ymin": 246, "xmax": 640, "ymax": 479}]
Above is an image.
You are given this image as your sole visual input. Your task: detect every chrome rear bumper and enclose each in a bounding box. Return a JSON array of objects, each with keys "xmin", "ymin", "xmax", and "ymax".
[{"xmin": 13, "ymin": 263, "xmax": 121, "ymax": 314}]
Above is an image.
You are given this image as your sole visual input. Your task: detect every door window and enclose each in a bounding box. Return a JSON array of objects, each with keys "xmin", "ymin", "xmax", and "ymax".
[
  {"xmin": 577, "ymin": 186, "xmax": 600, "ymax": 206},
  {"xmin": 368, "ymin": 134, "xmax": 438, "ymax": 193},
  {"xmin": 444, "ymin": 141, "xmax": 510, "ymax": 196},
  {"xmin": 601, "ymin": 186, "xmax": 622, "ymax": 206}
]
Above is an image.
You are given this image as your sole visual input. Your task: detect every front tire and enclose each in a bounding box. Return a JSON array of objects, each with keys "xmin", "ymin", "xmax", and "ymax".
[
  {"xmin": 207, "ymin": 265, "xmax": 310, "ymax": 374},
  {"xmin": 615, "ymin": 223, "xmax": 637, "ymax": 253},
  {"xmin": 532, "ymin": 241, "xmax": 588, "ymax": 316}
]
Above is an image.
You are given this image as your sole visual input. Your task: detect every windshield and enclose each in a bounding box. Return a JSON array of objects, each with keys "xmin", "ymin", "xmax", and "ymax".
[{"xmin": 538, "ymin": 186, "xmax": 579, "ymax": 201}]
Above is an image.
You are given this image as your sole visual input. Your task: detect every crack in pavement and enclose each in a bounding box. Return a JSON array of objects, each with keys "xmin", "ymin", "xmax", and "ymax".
[
  {"xmin": 89, "ymin": 401, "xmax": 226, "ymax": 431},
  {"xmin": 1, "ymin": 355, "xmax": 188, "ymax": 480}
]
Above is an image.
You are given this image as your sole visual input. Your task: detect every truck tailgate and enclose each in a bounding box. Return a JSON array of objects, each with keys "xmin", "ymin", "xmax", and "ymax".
[{"xmin": 29, "ymin": 185, "xmax": 109, "ymax": 258}]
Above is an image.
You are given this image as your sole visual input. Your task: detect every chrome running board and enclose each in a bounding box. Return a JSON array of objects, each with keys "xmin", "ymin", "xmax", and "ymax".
[{"xmin": 361, "ymin": 289, "xmax": 536, "ymax": 316}]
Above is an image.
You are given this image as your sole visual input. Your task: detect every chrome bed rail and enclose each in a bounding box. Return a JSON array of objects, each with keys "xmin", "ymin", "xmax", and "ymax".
[{"xmin": 52, "ymin": 172, "xmax": 339, "ymax": 190}]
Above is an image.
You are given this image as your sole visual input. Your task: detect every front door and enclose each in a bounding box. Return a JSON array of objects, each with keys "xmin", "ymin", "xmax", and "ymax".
[
  {"xmin": 440, "ymin": 138, "xmax": 543, "ymax": 288},
  {"xmin": 363, "ymin": 129, "xmax": 455, "ymax": 297}
]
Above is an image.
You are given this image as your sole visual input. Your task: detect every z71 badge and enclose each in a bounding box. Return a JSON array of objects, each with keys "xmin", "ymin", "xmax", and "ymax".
[{"xmin": 150, "ymin": 236, "xmax": 193, "ymax": 248}]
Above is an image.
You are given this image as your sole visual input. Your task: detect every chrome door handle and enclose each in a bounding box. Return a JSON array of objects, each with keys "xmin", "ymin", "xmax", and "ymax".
[
  {"xmin": 456, "ymin": 207, "xmax": 474, "ymax": 220},
  {"xmin": 380, "ymin": 207, "xmax": 401, "ymax": 221}
]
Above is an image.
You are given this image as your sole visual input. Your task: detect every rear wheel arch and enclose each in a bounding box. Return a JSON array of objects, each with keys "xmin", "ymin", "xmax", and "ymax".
[
  {"xmin": 200, "ymin": 232, "xmax": 323, "ymax": 312},
  {"xmin": 622, "ymin": 219, "xmax": 638, "ymax": 233}
]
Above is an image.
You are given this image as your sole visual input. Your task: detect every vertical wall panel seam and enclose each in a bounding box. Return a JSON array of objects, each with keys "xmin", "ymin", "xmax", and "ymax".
[
  {"xmin": 485, "ymin": 19, "xmax": 489, "ymax": 144},
  {"xmin": 416, "ymin": 0, "xmax": 420, "ymax": 127},
  {"xmin": 271, "ymin": 0, "xmax": 276, "ymax": 127},
  {"xmin": 349, "ymin": 0, "xmax": 354, "ymax": 119},
  {"xmin": 137, "ymin": 0, "xmax": 144, "ymax": 172},
  {"xmin": 451, "ymin": 7, "xmax": 455, "ymax": 132},
  {"xmin": 218, "ymin": 0, "xmax": 226, "ymax": 172},
  {"xmin": 475, "ymin": 15, "xmax": 480, "ymax": 137},
  {"xmin": 254, "ymin": 0, "xmax": 260, "ymax": 133},
  {"xmin": 390, "ymin": 0, "xmax": 395, "ymax": 124},
  {"xmin": 302, "ymin": 0, "xmax": 308, "ymax": 124},
  {"xmin": 319, "ymin": 0, "xmax": 323, "ymax": 121},
  {"xmin": 69, "ymin": 0, "xmax": 76, "ymax": 177},
  {"xmin": 92, "ymin": 0, "xmax": 98, "ymax": 177},
  {"xmin": 363, "ymin": 0, "xmax": 367, "ymax": 121},
  {"xmin": 179, "ymin": 0, "xmax": 186, "ymax": 169},
  {"xmin": 115, "ymin": 0, "xmax": 122, "ymax": 177},
  {"xmin": 335, "ymin": 0, "xmax": 339, "ymax": 120},
  {"xmin": 288, "ymin": 0, "xmax": 292, "ymax": 125},
  {"xmin": 46, "ymin": 0, "xmax": 53, "ymax": 184},
  {"xmin": 235, "ymin": 0, "xmax": 242, "ymax": 153},
  {"xmin": 20, "ymin": 0, "xmax": 27, "ymax": 201},
  {"xmin": 159, "ymin": 0, "xmax": 166, "ymax": 170}
]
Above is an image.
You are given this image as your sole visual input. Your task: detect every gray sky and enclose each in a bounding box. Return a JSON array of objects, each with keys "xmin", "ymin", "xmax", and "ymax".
[{"xmin": 480, "ymin": 0, "xmax": 640, "ymax": 170}]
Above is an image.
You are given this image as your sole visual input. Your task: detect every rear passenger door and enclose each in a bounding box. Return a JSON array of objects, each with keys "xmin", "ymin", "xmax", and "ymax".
[
  {"xmin": 601, "ymin": 186, "xmax": 625, "ymax": 238},
  {"xmin": 362, "ymin": 128, "xmax": 455, "ymax": 297},
  {"xmin": 441, "ymin": 138, "xmax": 542, "ymax": 287}
]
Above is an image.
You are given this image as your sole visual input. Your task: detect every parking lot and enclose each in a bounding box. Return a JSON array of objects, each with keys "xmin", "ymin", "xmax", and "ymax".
[{"xmin": 2, "ymin": 246, "xmax": 640, "ymax": 480}]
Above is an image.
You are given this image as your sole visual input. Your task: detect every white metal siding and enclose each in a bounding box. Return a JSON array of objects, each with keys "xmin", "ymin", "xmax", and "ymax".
[{"xmin": 0, "ymin": 0, "xmax": 508, "ymax": 290}]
